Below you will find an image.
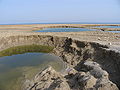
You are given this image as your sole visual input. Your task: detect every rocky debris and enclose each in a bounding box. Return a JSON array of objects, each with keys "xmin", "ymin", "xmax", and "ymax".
[
  {"xmin": 23, "ymin": 61, "xmax": 119, "ymax": 90},
  {"xmin": 67, "ymin": 71, "xmax": 97, "ymax": 90},
  {"xmin": 82, "ymin": 61, "xmax": 108, "ymax": 78},
  {"xmin": 94, "ymin": 78, "xmax": 119, "ymax": 90},
  {"xmin": 98, "ymin": 37, "xmax": 101, "ymax": 40},
  {"xmin": 23, "ymin": 66, "xmax": 70, "ymax": 90},
  {"xmin": 79, "ymin": 61, "xmax": 119, "ymax": 90}
]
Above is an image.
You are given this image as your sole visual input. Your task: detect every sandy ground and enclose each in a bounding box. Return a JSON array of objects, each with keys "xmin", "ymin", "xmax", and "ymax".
[{"xmin": 0, "ymin": 24, "xmax": 120, "ymax": 51}]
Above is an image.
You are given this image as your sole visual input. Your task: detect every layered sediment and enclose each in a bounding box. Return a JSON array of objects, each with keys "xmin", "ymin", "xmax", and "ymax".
[
  {"xmin": 24, "ymin": 63, "xmax": 118, "ymax": 90},
  {"xmin": 0, "ymin": 31, "xmax": 120, "ymax": 89}
]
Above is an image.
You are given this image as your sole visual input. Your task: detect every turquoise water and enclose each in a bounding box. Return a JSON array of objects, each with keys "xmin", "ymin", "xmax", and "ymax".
[
  {"xmin": 0, "ymin": 53, "xmax": 64, "ymax": 90},
  {"xmin": 0, "ymin": 53, "xmax": 64, "ymax": 73},
  {"xmin": 35, "ymin": 28, "xmax": 96, "ymax": 32},
  {"xmin": 94, "ymin": 26, "xmax": 120, "ymax": 28},
  {"xmin": 34, "ymin": 27, "xmax": 120, "ymax": 33}
]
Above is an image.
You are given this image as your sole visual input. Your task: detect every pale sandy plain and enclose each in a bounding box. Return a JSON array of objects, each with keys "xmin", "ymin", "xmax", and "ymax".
[{"xmin": 0, "ymin": 24, "xmax": 120, "ymax": 51}]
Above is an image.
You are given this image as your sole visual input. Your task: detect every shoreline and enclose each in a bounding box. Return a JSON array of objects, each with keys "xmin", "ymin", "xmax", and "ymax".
[{"xmin": 0, "ymin": 24, "xmax": 120, "ymax": 32}]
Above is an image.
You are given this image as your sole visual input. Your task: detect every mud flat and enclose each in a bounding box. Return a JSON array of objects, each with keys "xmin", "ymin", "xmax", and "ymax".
[{"xmin": 0, "ymin": 25, "xmax": 120, "ymax": 89}]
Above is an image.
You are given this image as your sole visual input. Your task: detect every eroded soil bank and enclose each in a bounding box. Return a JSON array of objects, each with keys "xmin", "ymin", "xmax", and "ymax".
[{"xmin": 0, "ymin": 34, "xmax": 120, "ymax": 89}]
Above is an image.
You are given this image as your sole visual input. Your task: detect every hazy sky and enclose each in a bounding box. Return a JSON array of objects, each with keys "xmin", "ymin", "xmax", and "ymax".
[{"xmin": 0, "ymin": 0, "xmax": 120, "ymax": 24}]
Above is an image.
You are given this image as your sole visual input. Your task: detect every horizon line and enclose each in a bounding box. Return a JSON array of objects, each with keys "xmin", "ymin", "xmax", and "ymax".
[{"xmin": 0, "ymin": 22, "xmax": 120, "ymax": 25}]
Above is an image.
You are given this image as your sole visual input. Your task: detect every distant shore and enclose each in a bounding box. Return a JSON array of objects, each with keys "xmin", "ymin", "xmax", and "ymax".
[{"xmin": 0, "ymin": 24, "xmax": 120, "ymax": 32}]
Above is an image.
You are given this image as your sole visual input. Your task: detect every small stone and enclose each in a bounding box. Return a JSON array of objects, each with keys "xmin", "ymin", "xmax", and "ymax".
[{"xmin": 108, "ymin": 42, "xmax": 112, "ymax": 45}]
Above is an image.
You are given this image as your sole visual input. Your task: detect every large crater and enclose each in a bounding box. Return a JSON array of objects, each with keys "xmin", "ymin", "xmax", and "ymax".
[{"xmin": 0, "ymin": 34, "xmax": 120, "ymax": 89}]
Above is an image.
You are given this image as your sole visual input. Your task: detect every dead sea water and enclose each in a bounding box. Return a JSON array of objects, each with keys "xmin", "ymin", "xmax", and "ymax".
[
  {"xmin": 0, "ymin": 45, "xmax": 65, "ymax": 90},
  {"xmin": 35, "ymin": 28, "xmax": 96, "ymax": 32}
]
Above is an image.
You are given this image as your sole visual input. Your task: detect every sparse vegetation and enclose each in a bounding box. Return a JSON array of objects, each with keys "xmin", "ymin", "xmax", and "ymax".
[{"xmin": 0, "ymin": 44, "xmax": 54, "ymax": 57}]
